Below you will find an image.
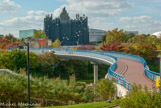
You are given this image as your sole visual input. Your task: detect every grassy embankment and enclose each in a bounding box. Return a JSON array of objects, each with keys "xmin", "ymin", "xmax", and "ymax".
[{"xmin": 36, "ymin": 100, "xmax": 120, "ymax": 108}]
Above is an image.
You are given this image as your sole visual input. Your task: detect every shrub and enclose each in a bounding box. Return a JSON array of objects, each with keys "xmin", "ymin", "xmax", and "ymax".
[
  {"xmin": 0, "ymin": 72, "xmax": 95, "ymax": 107},
  {"xmin": 120, "ymin": 83, "xmax": 161, "ymax": 108},
  {"xmin": 95, "ymin": 78, "xmax": 116, "ymax": 100}
]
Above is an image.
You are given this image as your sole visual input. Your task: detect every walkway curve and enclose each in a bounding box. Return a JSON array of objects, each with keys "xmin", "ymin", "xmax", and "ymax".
[
  {"xmin": 30, "ymin": 48, "xmax": 159, "ymax": 90},
  {"xmin": 117, "ymin": 58, "xmax": 154, "ymax": 89}
]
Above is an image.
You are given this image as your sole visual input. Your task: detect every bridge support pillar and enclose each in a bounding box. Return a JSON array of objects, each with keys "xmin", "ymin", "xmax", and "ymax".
[
  {"xmin": 91, "ymin": 62, "xmax": 98, "ymax": 84},
  {"xmin": 93, "ymin": 63, "xmax": 98, "ymax": 84}
]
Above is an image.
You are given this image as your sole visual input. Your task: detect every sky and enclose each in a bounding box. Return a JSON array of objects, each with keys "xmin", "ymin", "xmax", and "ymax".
[{"xmin": 0, "ymin": 0, "xmax": 161, "ymax": 38}]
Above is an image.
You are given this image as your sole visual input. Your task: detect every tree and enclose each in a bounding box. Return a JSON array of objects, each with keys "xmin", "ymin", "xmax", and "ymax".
[
  {"xmin": 123, "ymin": 43, "xmax": 158, "ymax": 61},
  {"xmin": 124, "ymin": 34, "xmax": 160, "ymax": 61},
  {"xmin": 106, "ymin": 28, "xmax": 127, "ymax": 43},
  {"xmin": 127, "ymin": 34, "xmax": 161, "ymax": 45},
  {"xmin": 125, "ymin": 33, "xmax": 135, "ymax": 42},
  {"xmin": 33, "ymin": 29, "xmax": 46, "ymax": 38},
  {"xmin": 77, "ymin": 45, "xmax": 95, "ymax": 50},
  {"xmin": 52, "ymin": 38, "xmax": 61, "ymax": 47},
  {"xmin": 120, "ymin": 83, "xmax": 161, "ymax": 108},
  {"xmin": 5, "ymin": 33, "xmax": 17, "ymax": 42},
  {"xmin": 0, "ymin": 50, "xmax": 39, "ymax": 71},
  {"xmin": 100, "ymin": 41, "xmax": 124, "ymax": 52},
  {"xmin": 101, "ymin": 34, "xmax": 106, "ymax": 43},
  {"xmin": 95, "ymin": 78, "xmax": 116, "ymax": 100},
  {"xmin": 0, "ymin": 38, "xmax": 10, "ymax": 49}
]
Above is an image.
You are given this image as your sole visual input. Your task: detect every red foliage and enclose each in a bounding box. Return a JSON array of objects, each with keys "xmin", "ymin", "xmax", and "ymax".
[
  {"xmin": 100, "ymin": 42, "xmax": 124, "ymax": 52},
  {"xmin": 0, "ymin": 38, "xmax": 20, "ymax": 50},
  {"xmin": 77, "ymin": 45, "xmax": 95, "ymax": 50},
  {"xmin": 0, "ymin": 38, "xmax": 10, "ymax": 50}
]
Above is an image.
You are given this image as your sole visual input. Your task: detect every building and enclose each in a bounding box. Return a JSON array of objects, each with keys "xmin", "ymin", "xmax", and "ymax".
[
  {"xmin": 152, "ymin": 31, "xmax": 161, "ymax": 38},
  {"xmin": 125, "ymin": 31, "xmax": 139, "ymax": 35},
  {"xmin": 89, "ymin": 28, "xmax": 106, "ymax": 43},
  {"xmin": 0, "ymin": 34, "xmax": 3, "ymax": 38},
  {"xmin": 19, "ymin": 29, "xmax": 39, "ymax": 40},
  {"xmin": 44, "ymin": 7, "xmax": 89, "ymax": 45},
  {"xmin": 24, "ymin": 37, "xmax": 51, "ymax": 48}
]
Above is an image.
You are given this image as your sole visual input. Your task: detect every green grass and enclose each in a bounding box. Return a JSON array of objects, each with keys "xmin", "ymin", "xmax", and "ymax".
[{"xmin": 35, "ymin": 100, "xmax": 120, "ymax": 108}]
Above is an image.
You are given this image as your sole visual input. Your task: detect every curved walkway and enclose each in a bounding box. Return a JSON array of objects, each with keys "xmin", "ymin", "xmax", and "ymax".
[
  {"xmin": 116, "ymin": 58, "xmax": 154, "ymax": 89},
  {"xmin": 30, "ymin": 49, "xmax": 156, "ymax": 90}
]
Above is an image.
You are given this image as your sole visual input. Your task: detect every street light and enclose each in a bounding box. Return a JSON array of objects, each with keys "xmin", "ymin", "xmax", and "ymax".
[{"xmin": 18, "ymin": 42, "xmax": 30, "ymax": 108}]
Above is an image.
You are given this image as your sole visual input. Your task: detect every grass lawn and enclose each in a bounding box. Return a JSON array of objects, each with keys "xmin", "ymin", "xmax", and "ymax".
[{"xmin": 35, "ymin": 99, "xmax": 120, "ymax": 108}]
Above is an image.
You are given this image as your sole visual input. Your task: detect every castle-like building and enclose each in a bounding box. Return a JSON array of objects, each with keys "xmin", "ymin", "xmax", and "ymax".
[{"xmin": 44, "ymin": 7, "xmax": 89, "ymax": 45}]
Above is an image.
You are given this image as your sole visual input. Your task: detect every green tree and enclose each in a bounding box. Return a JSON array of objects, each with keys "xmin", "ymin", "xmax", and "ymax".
[
  {"xmin": 95, "ymin": 78, "xmax": 116, "ymax": 100},
  {"xmin": 120, "ymin": 83, "xmax": 161, "ymax": 108},
  {"xmin": 0, "ymin": 50, "xmax": 39, "ymax": 71},
  {"xmin": 106, "ymin": 28, "xmax": 127, "ymax": 43},
  {"xmin": 0, "ymin": 51, "xmax": 12, "ymax": 69},
  {"xmin": 29, "ymin": 52, "xmax": 39, "ymax": 69},
  {"xmin": 33, "ymin": 29, "xmax": 46, "ymax": 38},
  {"xmin": 101, "ymin": 34, "xmax": 106, "ymax": 43},
  {"xmin": 125, "ymin": 33, "xmax": 135, "ymax": 42},
  {"xmin": 52, "ymin": 38, "xmax": 61, "ymax": 47}
]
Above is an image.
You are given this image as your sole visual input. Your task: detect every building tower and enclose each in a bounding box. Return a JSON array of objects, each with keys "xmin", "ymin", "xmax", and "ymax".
[{"xmin": 44, "ymin": 7, "xmax": 89, "ymax": 45}]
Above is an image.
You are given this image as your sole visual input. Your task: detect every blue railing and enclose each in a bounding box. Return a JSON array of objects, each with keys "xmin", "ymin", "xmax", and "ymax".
[
  {"xmin": 23, "ymin": 47, "xmax": 159, "ymax": 90},
  {"xmin": 64, "ymin": 48, "xmax": 131, "ymax": 90},
  {"xmin": 97, "ymin": 50, "xmax": 159, "ymax": 82},
  {"xmin": 74, "ymin": 50, "xmax": 159, "ymax": 82}
]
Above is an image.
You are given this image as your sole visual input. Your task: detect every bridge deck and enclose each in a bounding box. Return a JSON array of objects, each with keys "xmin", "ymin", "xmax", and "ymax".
[{"xmin": 115, "ymin": 58, "xmax": 154, "ymax": 89}]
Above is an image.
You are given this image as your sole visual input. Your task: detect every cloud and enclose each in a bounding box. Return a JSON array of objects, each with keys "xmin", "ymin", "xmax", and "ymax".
[
  {"xmin": 120, "ymin": 16, "xmax": 161, "ymax": 34},
  {"xmin": 0, "ymin": 10, "xmax": 48, "ymax": 37},
  {"xmin": 0, "ymin": 0, "xmax": 21, "ymax": 13},
  {"xmin": 120, "ymin": 16, "xmax": 153, "ymax": 23},
  {"xmin": 27, "ymin": 10, "xmax": 48, "ymax": 16},
  {"xmin": 53, "ymin": 0, "xmax": 131, "ymax": 18},
  {"xmin": 52, "ymin": 0, "xmax": 131, "ymax": 32}
]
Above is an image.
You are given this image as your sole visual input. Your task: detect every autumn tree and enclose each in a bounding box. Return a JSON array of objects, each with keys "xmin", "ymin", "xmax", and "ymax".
[
  {"xmin": 5, "ymin": 34, "xmax": 18, "ymax": 42},
  {"xmin": 123, "ymin": 43, "xmax": 158, "ymax": 61},
  {"xmin": 100, "ymin": 41, "xmax": 124, "ymax": 52},
  {"xmin": 128, "ymin": 34, "xmax": 161, "ymax": 46},
  {"xmin": 77, "ymin": 45, "xmax": 95, "ymax": 50},
  {"xmin": 0, "ymin": 38, "xmax": 10, "ymax": 49},
  {"xmin": 52, "ymin": 38, "xmax": 61, "ymax": 47},
  {"xmin": 106, "ymin": 28, "xmax": 127, "ymax": 43},
  {"xmin": 33, "ymin": 29, "xmax": 47, "ymax": 38}
]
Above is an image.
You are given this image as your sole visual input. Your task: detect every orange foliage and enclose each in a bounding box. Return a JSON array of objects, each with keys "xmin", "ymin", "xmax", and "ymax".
[{"xmin": 100, "ymin": 42, "xmax": 124, "ymax": 52}]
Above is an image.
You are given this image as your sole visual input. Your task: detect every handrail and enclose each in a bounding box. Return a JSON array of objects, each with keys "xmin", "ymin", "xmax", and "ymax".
[
  {"xmin": 20, "ymin": 47, "xmax": 159, "ymax": 90},
  {"xmin": 95, "ymin": 50, "xmax": 159, "ymax": 82},
  {"xmin": 64, "ymin": 48, "xmax": 131, "ymax": 90}
]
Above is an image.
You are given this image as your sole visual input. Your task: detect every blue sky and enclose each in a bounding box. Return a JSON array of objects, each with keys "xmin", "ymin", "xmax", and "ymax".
[{"xmin": 0, "ymin": 0, "xmax": 161, "ymax": 37}]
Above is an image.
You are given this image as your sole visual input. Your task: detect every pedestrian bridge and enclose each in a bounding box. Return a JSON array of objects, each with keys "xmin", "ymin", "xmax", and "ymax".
[{"xmin": 30, "ymin": 48, "xmax": 159, "ymax": 96}]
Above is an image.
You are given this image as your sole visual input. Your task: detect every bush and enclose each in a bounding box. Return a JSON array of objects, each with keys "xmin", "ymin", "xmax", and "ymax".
[
  {"xmin": 0, "ymin": 73, "xmax": 95, "ymax": 107},
  {"xmin": 120, "ymin": 83, "xmax": 161, "ymax": 108},
  {"xmin": 95, "ymin": 78, "xmax": 116, "ymax": 100},
  {"xmin": 0, "ymin": 50, "xmax": 39, "ymax": 71}
]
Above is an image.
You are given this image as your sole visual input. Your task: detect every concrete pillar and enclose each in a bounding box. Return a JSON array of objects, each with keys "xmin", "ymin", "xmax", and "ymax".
[{"xmin": 94, "ymin": 64, "xmax": 98, "ymax": 84}]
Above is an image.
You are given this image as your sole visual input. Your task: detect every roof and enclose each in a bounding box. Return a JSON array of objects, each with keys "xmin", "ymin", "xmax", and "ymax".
[
  {"xmin": 89, "ymin": 28, "xmax": 106, "ymax": 33},
  {"xmin": 152, "ymin": 31, "xmax": 161, "ymax": 38}
]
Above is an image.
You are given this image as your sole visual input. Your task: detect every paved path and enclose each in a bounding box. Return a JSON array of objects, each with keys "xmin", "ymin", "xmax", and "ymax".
[{"xmin": 115, "ymin": 58, "xmax": 154, "ymax": 89}]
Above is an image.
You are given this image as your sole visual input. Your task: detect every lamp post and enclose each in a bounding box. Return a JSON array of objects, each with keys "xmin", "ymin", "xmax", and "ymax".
[{"xmin": 18, "ymin": 42, "xmax": 30, "ymax": 108}]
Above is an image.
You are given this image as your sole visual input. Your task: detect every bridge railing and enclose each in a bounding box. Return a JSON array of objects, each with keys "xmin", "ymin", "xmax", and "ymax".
[
  {"xmin": 63, "ymin": 48, "xmax": 131, "ymax": 90},
  {"xmin": 21, "ymin": 47, "xmax": 159, "ymax": 89},
  {"xmin": 94, "ymin": 50, "xmax": 160, "ymax": 82}
]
